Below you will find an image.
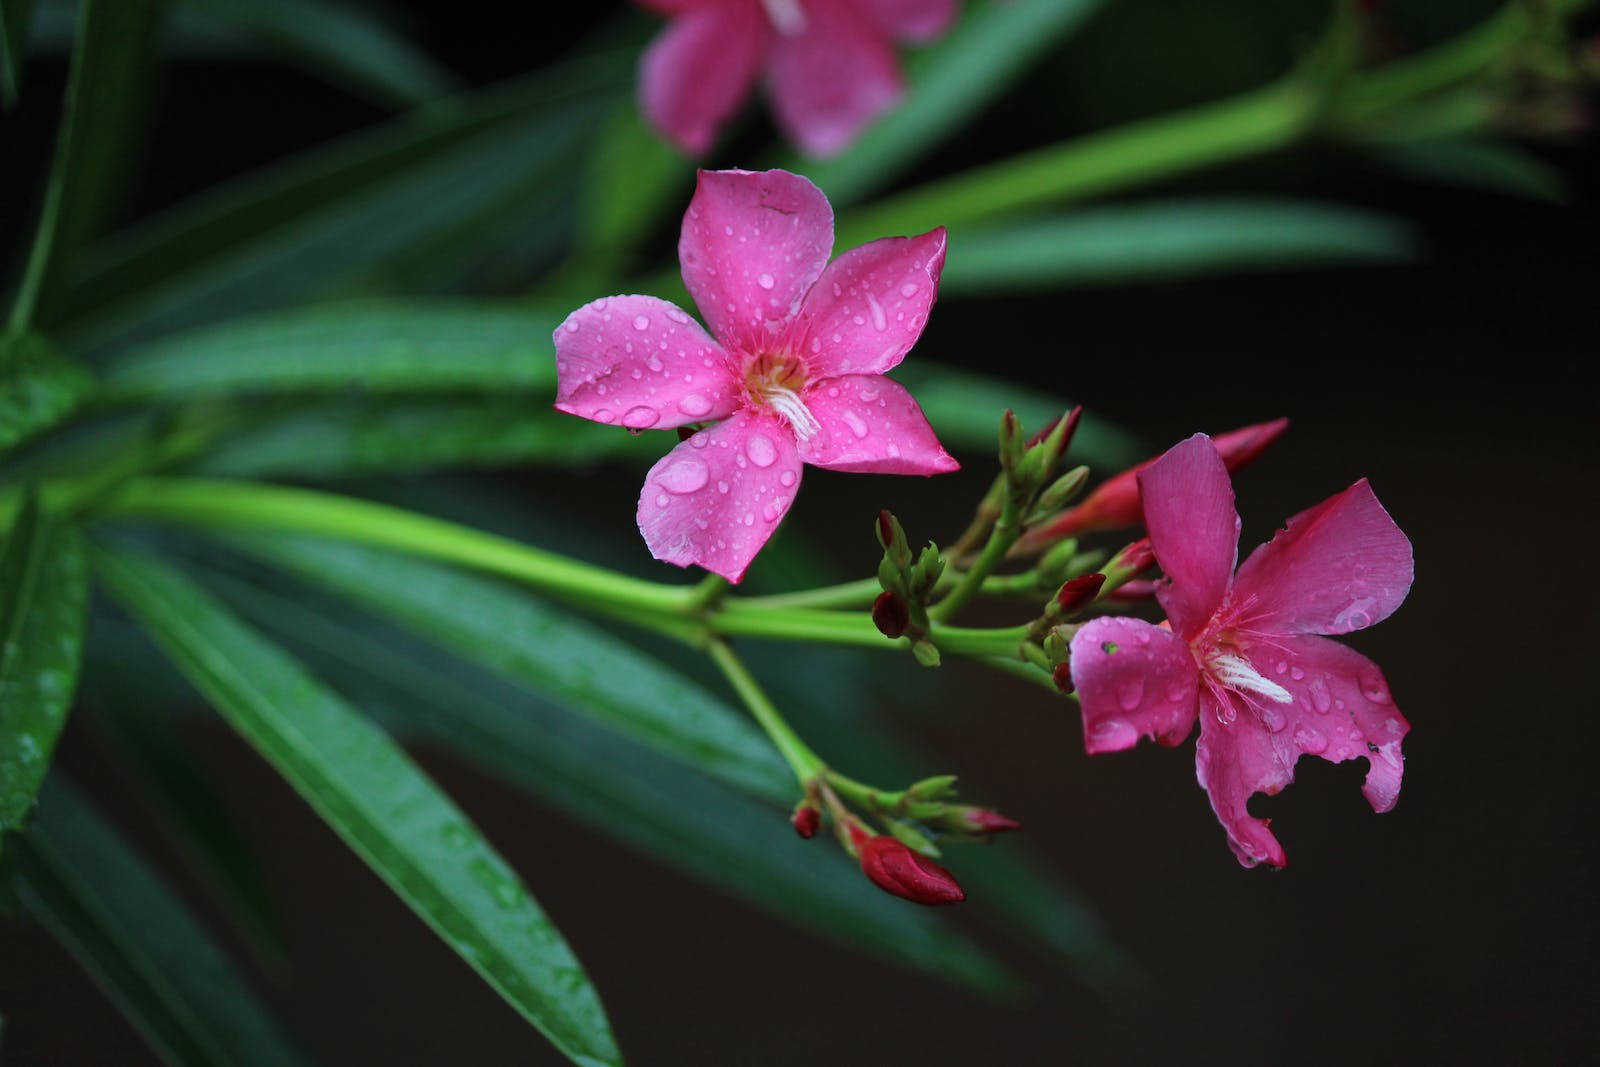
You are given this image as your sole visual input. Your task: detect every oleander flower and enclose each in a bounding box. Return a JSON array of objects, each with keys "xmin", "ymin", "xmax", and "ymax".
[
  {"xmin": 553, "ymin": 168, "xmax": 957, "ymax": 583},
  {"xmin": 1068, "ymin": 433, "xmax": 1413, "ymax": 867},
  {"xmin": 637, "ymin": 0, "xmax": 958, "ymax": 156}
]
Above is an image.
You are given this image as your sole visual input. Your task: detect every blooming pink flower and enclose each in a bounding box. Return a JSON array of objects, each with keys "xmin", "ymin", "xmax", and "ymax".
[
  {"xmin": 637, "ymin": 0, "xmax": 958, "ymax": 157},
  {"xmin": 1068, "ymin": 434, "xmax": 1413, "ymax": 867},
  {"xmin": 553, "ymin": 168, "xmax": 957, "ymax": 583}
]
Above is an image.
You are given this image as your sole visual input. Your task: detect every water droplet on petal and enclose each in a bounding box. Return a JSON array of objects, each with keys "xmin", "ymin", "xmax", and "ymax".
[
  {"xmin": 1309, "ymin": 676, "xmax": 1332, "ymax": 713},
  {"xmin": 1260, "ymin": 706, "xmax": 1288, "ymax": 733},
  {"xmin": 657, "ymin": 457, "xmax": 709, "ymax": 494},
  {"xmin": 746, "ymin": 434, "xmax": 777, "ymax": 468},
  {"xmin": 622, "ymin": 405, "xmax": 659, "ymax": 429},
  {"xmin": 865, "ymin": 293, "xmax": 887, "ymax": 331},
  {"xmin": 779, "ymin": 470, "xmax": 796, "ymax": 487},
  {"xmin": 757, "ymin": 272, "xmax": 775, "ymax": 290},
  {"xmin": 678, "ymin": 393, "xmax": 712, "ymax": 417},
  {"xmin": 900, "ymin": 282, "xmax": 919, "ymax": 298},
  {"xmin": 666, "ymin": 307, "xmax": 690, "ymax": 324},
  {"xmin": 1294, "ymin": 725, "xmax": 1329, "ymax": 754},
  {"xmin": 592, "ymin": 408, "xmax": 614, "ymax": 424},
  {"xmin": 1116, "ymin": 676, "xmax": 1145, "ymax": 711},
  {"xmin": 841, "ymin": 409, "xmax": 869, "ymax": 439},
  {"xmin": 1089, "ymin": 718, "xmax": 1139, "ymax": 749},
  {"xmin": 632, "ymin": 314, "xmax": 650, "ymax": 331}
]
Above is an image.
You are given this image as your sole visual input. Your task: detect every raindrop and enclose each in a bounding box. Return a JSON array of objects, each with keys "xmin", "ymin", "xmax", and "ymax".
[
  {"xmin": 1116, "ymin": 676, "xmax": 1145, "ymax": 711},
  {"xmin": 622, "ymin": 406, "xmax": 659, "ymax": 430},
  {"xmin": 1293, "ymin": 725, "xmax": 1329, "ymax": 754},
  {"xmin": 1089, "ymin": 719, "xmax": 1138, "ymax": 749},
  {"xmin": 658, "ymin": 457, "xmax": 710, "ymax": 494},
  {"xmin": 666, "ymin": 307, "xmax": 690, "ymax": 324},
  {"xmin": 778, "ymin": 470, "xmax": 796, "ymax": 487},
  {"xmin": 678, "ymin": 393, "xmax": 713, "ymax": 417},
  {"xmin": 900, "ymin": 282, "xmax": 919, "ymax": 298},
  {"xmin": 746, "ymin": 434, "xmax": 778, "ymax": 467},
  {"xmin": 757, "ymin": 272, "xmax": 776, "ymax": 290},
  {"xmin": 866, "ymin": 293, "xmax": 887, "ymax": 331},
  {"xmin": 1309, "ymin": 676, "xmax": 1332, "ymax": 713},
  {"xmin": 632, "ymin": 314, "xmax": 650, "ymax": 331},
  {"xmin": 592, "ymin": 408, "xmax": 614, "ymax": 424},
  {"xmin": 841, "ymin": 409, "xmax": 869, "ymax": 439}
]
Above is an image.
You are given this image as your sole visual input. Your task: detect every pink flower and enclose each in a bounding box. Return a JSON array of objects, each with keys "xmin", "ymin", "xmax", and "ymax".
[
  {"xmin": 553, "ymin": 168, "xmax": 958, "ymax": 583},
  {"xmin": 637, "ymin": 0, "xmax": 958, "ymax": 157},
  {"xmin": 1068, "ymin": 434, "xmax": 1413, "ymax": 867}
]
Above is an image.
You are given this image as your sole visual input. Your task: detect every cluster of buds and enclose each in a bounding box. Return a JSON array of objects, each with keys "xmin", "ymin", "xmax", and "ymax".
[{"xmin": 873, "ymin": 511, "xmax": 946, "ymax": 665}]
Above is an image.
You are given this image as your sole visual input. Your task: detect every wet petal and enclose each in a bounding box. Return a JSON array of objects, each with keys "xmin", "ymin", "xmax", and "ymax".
[
  {"xmin": 789, "ymin": 228, "xmax": 947, "ymax": 379},
  {"xmin": 553, "ymin": 296, "xmax": 741, "ymax": 430},
  {"xmin": 636, "ymin": 411, "xmax": 802, "ymax": 583},
  {"xmin": 1195, "ymin": 635, "xmax": 1409, "ymax": 868},
  {"xmin": 679, "ymin": 169, "xmax": 834, "ymax": 354},
  {"xmin": 768, "ymin": 0, "xmax": 903, "ymax": 157},
  {"xmin": 1069, "ymin": 617, "xmax": 1200, "ymax": 755},
  {"xmin": 639, "ymin": 3, "xmax": 770, "ymax": 155},
  {"xmin": 862, "ymin": 0, "xmax": 958, "ymax": 42},
  {"xmin": 1138, "ymin": 433, "xmax": 1240, "ymax": 639},
  {"xmin": 797, "ymin": 374, "xmax": 957, "ymax": 474},
  {"xmin": 1231, "ymin": 479, "xmax": 1413, "ymax": 636}
]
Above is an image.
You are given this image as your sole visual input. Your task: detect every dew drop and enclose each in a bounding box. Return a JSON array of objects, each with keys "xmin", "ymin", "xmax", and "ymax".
[
  {"xmin": 841, "ymin": 409, "xmax": 869, "ymax": 439},
  {"xmin": 678, "ymin": 393, "xmax": 713, "ymax": 417},
  {"xmin": 1309, "ymin": 676, "xmax": 1332, "ymax": 713},
  {"xmin": 1260, "ymin": 706, "xmax": 1288, "ymax": 733},
  {"xmin": 1089, "ymin": 718, "xmax": 1138, "ymax": 750},
  {"xmin": 592, "ymin": 408, "xmax": 614, "ymax": 424},
  {"xmin": 665, "ymin": 307, "xmax": 690, "ymax": 324},
  {"xmin": 1116, "ymin": 676, "xmax": 1145, "ymax": 711},
  {"xmin": 865, "ymin": 292, "xmax": 887, "ymax": 331},
  {"xmin": 717, "ymin": 480, "xmax": 729, "ymax": 494},
  {"xmin": 632, "ymin": 314, "xmax": 650, "ymax": 331},
  {"xmin": 778, "ymin": 470, "xmax": 796, "ymax": 487},
  {"xmin": 757, "ymin": 272, "xmax": 775, "ymax": 290},
  {"xmin": 900, "ymin": 282, "xmax": 919, "ymax": 298},
  {"xmin": 1294, "ymin": 725, "xmax": 1329, "ymax": 754},
  {"xmin": 657, "ymin": 457, "xmax": 710, "ymax": 494},
  {"xmin": 746, "ymin": 434, "xmax": 778, "ymax": 468},
  {"xmin": 622, "ymin": 405, "xmax": 659, "ymax": 429}
]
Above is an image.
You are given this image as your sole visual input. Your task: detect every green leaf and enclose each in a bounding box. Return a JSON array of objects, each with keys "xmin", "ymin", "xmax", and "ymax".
[
  {"xmin": 1365, "ymin": 136, "xmax": 1567, "ymax": 202},
  {"xmin": 8, "ymin": 0, "xmax": 158, "ymax": 329},
  {"xmin": 578, "ymin": 103, "xmax": 691, "ymax": 260},
  {"xmin": 199, "ymin": 566, "xmax": 1022, "ymax": 997},
  {"xmin": 1, "ymin": 0, "xmax": 38, "ymax": 109},
  {"xmin": 190, "ymin": 397, "xmax": 658, "ymax": 479},
  {"xmin": 93, "ymin": 545, "xmax": 624, "ymax": 1067},
  {"xmin": 940, "ymin": 199, "xmax": 1417, "ymax": 293},
  {"xmin": 893, "ymin": 362, "xmax": 1145, "ymax": 469},
  {"xmin": 223, "ymin": 532, "xmax": 794, "ymax": 806},
  {"xmin": 787, "ymin": 0, "xmax": 1109, "ymax": 205},
  {"xmin": 175, "ymin": 0, "xmax": 455, "ymax": 108},
  {"xmin": 0, "ymin": 493, "xmax": 88, "ymax": 838},
  {"xmin": 7, "ymin": 774, "xmax": 309, "ymax": 1065},
  {"xmin": 0, "ymin": 330, "xmax": 92, "ymax": 454},
  {"xmin": 101, "ymin": 301, "xmax": 560, "ymax": 403},
  {"xmin": 55, "ymin": 53, "xmax": 629, "ymax": 350}
]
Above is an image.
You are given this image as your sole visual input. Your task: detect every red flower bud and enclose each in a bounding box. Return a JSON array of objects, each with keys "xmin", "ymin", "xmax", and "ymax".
[
  {"xmin": 1014, "ymin": 417, "xmax": 1289, "ymax": 552},
  {"xmin": 1111, "ymin": 537, "xmax": 1155, "ymax": 576},
  {"xmin": 872, "ymin": 590, "xmax": 910, "ymax": 638},
  {"xmin": 857, "ymin": 835, "xmax": 965, "ymax": 906},
  {"xmin": 791, "ymin": 805, "xmax": 821, "ymax": 839},
  {"xmin": 961, "ymin": 808, "xmax": 1023, "ymax": 835},
  {"xmin": 1025, "ymin": 405, "xmax": 1082, "ymax": 451},
  {"xmin": 1055, "ymin": 572, "xmax": 1106, "ymax": 614},
  {"xmin": 1052, "ymin": 662, "xmax": 1075, "ymax": 694},
  {"xmin": 876, "ymin": 509, "xmax": 896, "ymax": 550},
  {"xmin": 1108, "ymin": 578, "xmax": 1158, "ymax": 602}
]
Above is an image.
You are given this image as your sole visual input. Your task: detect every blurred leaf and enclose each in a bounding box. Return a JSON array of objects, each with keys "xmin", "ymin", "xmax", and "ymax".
[
  {"xmin": 94, "ymin": 545, "xmax": 624, "ymax": 1067},
  {"xmin": 54, "ymin": 52, "xmax": 631, "ymax": 350},
  {"xmin": 222, "ymin": 532, "xmax": 793, "ymax": 804},
  {"xmin": 893, "ymin": 362, "xmax": 1145, "ymax": 469},
  {"xmin": 8, "ymin": 0, "xmax": 158, "ymax": 329},
  {"xmin": 191, "ymin": 398, "xmax": 658, "ymax": 479},
  {"xmin": 0, "ymin": 331, "xmax": 92, "ymax": 454},
  {"xmin": 201, "ymin": 566, "xmax": 1023, "ymax": 998},
  {"xmin": 940, "ymin": 198, "xmax": 1417, "ymax": 293},
  {"xmin": 578, "ymin": 103, "xmax": 689, "ymax": 260},
  {"xmin": 8, "ymin": 774, "xmax": 309, "ymax": 1065},
  {"xmin": 176, "ymin": 0, "xmax": 455, "ymax": 107},
  {"xmin": 792, "ymin": 0, "xmax": 1109, "ymax": 204},
  {"xmin": 0, "ymin": 494, "xmax": 87, "ymax": 839},
  {"xmin": 1365, "ymin": 136, "xmax": 1566, "ymax": 201},
  {"xmin": 101, "ymin": 301, "xmax": 560, "ymax": 403},
  {"xmin": 1, "ymin": 0, "xmax": 38, "ymax": 109}
]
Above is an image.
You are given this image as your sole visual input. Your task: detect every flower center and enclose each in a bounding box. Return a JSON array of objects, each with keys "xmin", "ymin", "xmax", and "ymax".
[
  {"xmin": 760, "ymin": 0, "xmax": 808, "ymax": 36},
  {"xmin": 745, "ymin": 352, "xmax": 819, "ymax": 440},
  {"xmin": 1205, "ymin": 649, "xmax": 1293, "ymax": 705}
]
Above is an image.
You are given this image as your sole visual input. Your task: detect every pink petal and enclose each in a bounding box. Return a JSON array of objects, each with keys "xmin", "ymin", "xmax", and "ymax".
[
  {"xmin": 1138, "ymin": 433, "xmax": 1240, "ymax": 640},
  {"xmin": 553, "ymin": 296, "xmax": 741, "ymax": 431},
  {"xmin": 639, "ymin": 4, "xmax": 770, "ymax": 155},
  {"xmin": 1195, "ymin": 635, "xmax": 1409, "ymax": 868},
  {"xmin": 862, "ymin": 0, "xmax": 958, "ymax": 42},
  {"xmin": 796, "ymin": 374, "xmax": 957, "ymax": 474},
  {"xmin": 767, "ymin": 0, "xmax": 904, "ymax": 157},
  {"xmin": 636, "ymin": 411, "xmax": 802, "ymax": 583},
  {"xmin": 788, "ymin": 228, "xmax": 947, "ymax": 380},
  {"xmin": 1231, "ymin": 479, "xmax": 1414, "ymax": 636},
  {"xmin": 679, "ymin": 169, "xmax": 834, "ymax": 355},
  {"xmin": 1068, "ymin": 617, "xmax": 1200, "ymax": 755}
]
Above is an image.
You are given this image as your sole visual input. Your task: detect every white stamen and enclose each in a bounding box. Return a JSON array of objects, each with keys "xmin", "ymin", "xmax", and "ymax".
[
  {"xmin": 762, "ymin": 384, "xmax": 820, "ymax": 440},
  {"xmin": 1208, "ymin": 652, "xmax": 1293, "ymax": 704},
  {"xmin": 760, "ymin": 0, "xmax": 807, "ymax": 36}
]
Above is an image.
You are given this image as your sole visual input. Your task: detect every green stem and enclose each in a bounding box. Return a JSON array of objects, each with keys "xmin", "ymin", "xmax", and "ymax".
[
  {"xmin": 712, "ymin": 600, "xmax": 1031, "ymax": 659},
  {"xmin": 706, "ymin": 638, "xmax": 823, "ymax": 786},
  {"xmin": 980, "ymin": 655, "xmax": 1064, "ymax": 695},
  {"xmin": 98, "ymin": 477, "xmax": 700, "ymax": 618},
  {"xmin": 740, "ymin": 576, "xmax": 891, "ymax": 610},
  {"xmin": 931, "ymin": 496, "xmax": 1021, "ymax": 623}
]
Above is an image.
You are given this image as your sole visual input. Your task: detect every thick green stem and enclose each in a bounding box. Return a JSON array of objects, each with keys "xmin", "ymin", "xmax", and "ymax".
[
  {"xmin": 706, "ymin": 638, "xmax": 824, "ymax": 786},
  {"xmin": 712, "ymin": 599, "xmax": 1031, "ymax": 659},
  {"xmin": 931, "ymin": 495, "xmax": 1021, "ymax": 622}
]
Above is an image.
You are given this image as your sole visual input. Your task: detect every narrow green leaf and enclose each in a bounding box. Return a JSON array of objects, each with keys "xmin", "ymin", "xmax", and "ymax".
[
  {"xmin": 191, "ymin": 398, "xmax": 658, "ymax": 479},
  {"xmin": 788, "ymin": 0, "xmax": 1109, "ymax": 204},
  {"xmin": 0, "ymin": 494, "xmax": 87, "ymax": 838},
  {"xmin": 94, "ymin": 546, "xmax": 624, "ymax": 1067},
  {"xmin": 0, "ymin": 330, "xmax": 92, "ymax": 454},
  {"xmin": 224, "ymin": 532, "xmax": 794, "ymax": 806},
  {"xmin": 0, "ymin": 0, "xmax": 38, "ymax": 109},
  {"xmin": 101, "ymin": 301, "xmax": 560, "ymax": 403},
  {"xmin": 578, "ymin": 103, "xmax": 690, "ymax": 259},
  {"xmin": 8, "ymin": 0, "xmax": 158, "ymax": 329},
  {"xmin": 55, "ymin": 53, "xmax": 629, "ymax": 349},
  {"xmin": 8, "ymin": 774, "xmax": 309, "ymax": 1065},
  {"xmin": 940, "ymin": 199, "xmax": 1416, "ymax": 293},
  {"xmin": 1366, "ymin": 135, "xmax": 1567, "ymax": 202},
  {"xmin": 892, "ymin": 362, "xmax": 1145, "ymax": 469},
  {"xmin": 176, "ymin": 0, "xmax": 455, "ymax": 107},
  {"xmin": 200, "ymin": 567, "xmax": 1022, "ymax": 997}
]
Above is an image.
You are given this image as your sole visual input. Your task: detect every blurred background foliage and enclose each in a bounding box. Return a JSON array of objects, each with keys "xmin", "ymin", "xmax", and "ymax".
[{"xmin": 1, "ymin": 0, "xmax": 1595, "ymax": 1063}]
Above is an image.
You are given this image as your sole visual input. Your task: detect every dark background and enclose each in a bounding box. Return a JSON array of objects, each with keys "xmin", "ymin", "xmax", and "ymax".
[{"xmin": 2, "ymin": 1, "xmax": 1595, "ymax": 1063}]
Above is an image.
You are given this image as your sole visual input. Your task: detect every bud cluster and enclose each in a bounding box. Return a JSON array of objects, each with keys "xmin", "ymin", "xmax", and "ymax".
[{"xmin": 873, "ymin": 510, "xmax": 946, "ymax": 666}]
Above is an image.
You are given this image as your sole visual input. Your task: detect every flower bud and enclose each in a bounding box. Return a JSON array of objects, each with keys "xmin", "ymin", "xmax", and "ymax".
[
  {"xmin": 1108, "ymin": 578, "xmax": 1158, "ymax": 602},
  {"xmin": 1104, "ymin": 537, "xmax": 1155, "ymax": 583},
  {"xmin": 791, "ymin": 804, "xmax": 821, "ymax": 839},
  {"xmin": 857, "ymin": 834, "xmax": 966, "ymax": 905},
  {"xmin": 906, "ymin": 774, "xmax": 958, "ymax": 801},
  {"xmin": 1052, "ymin": 662, "xmax": 1075, "ymax": 694},
  {"xmin": 872, "ymin": 590, "xmax": 910, "ymax": 638},
  {"xmin": 1028, "ymin": 465, "xmax": 1091, "ymax": 522},
  {"xmin": 1054, "ymin": 572, "xmax": 1106, "ymax": 615},
  {"xmin": 958, "ymin": 808, "xmax": 1023, "ymax": 835},
  {"xmin": 911, "ymin": 639, "xmax": 941, "ymax": 667},
  {"xmin": 997, "ymin": 409, "xmax": 1024, "ymax": 476}
]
